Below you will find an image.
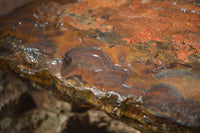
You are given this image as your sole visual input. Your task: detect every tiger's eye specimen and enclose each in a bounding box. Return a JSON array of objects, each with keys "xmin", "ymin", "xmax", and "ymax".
[{"xmin": 0, "ymin": 0, "xmax": 200, "ymax": 132}]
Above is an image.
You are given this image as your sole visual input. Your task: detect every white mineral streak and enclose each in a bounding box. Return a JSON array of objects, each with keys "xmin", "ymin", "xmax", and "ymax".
[
  {"xmin": 92, "ymin": 54, "xmax": 99, "ymax": 58},
  {"xmin": 107, "ymin": 91, "xmax": 126, "ymax": 101},
  {"xmin": 85, "ymin": 86, "xmax": 106, "ymax": 98},
  {"xmin": 55, "ymin": 72, "xmax": 62, "ymax": 79}
]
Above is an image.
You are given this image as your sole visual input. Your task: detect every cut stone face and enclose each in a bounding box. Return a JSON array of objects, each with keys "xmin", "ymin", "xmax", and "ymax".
[{"xmin": 0, "ymin": 0, "xmax": 200, "ymax": 132}]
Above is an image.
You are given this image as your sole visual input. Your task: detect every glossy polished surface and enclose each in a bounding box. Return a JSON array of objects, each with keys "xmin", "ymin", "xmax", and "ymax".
[{"xmin": 0, "ymin": 0, "xmax": 200, "ymax": 132}]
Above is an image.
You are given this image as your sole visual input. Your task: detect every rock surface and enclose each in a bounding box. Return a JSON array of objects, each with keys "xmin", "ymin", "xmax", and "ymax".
[
  {"xmin": 0, "ymin": 70, "xmax": 139, "ymax": 133},
  {"xmin": 0, "ymin": 0, "xmax": 200, "ymax": 132}
]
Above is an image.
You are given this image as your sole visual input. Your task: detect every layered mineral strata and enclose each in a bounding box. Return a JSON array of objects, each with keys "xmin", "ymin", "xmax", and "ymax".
[
  {"xmin": 0, "ymin": 70, "xmax": 139, "ymax": 133},
  {"xmin": 0, "ymin": 0, "xmax": 200, "ymax": 132}
]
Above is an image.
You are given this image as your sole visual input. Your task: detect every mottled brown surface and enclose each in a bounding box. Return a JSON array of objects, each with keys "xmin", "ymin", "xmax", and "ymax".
[
  {"xmin": 0, "ymin": 70, "xmax": 139, "ymax": 133},
  {"xmin": 0, "ymin": 0, "xmax": 200, "ymax": 132}
]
